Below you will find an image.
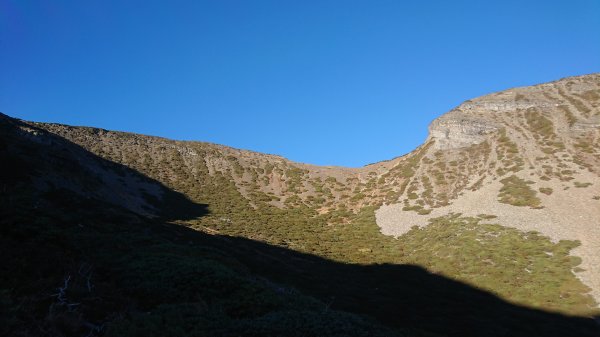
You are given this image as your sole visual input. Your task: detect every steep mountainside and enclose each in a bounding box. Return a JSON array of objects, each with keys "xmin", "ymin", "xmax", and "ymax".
[
  {"xmin": 2, "ymin": 73, "xmax": 600, "ymax": 336},
  {"xmin": 378, "ymin": 73, "xmax": 600, "ymax": 301}
]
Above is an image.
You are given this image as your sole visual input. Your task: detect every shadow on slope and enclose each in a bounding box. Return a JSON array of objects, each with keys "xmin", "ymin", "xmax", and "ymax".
[
  {"xmin": 223, "ymin": 233, "xmax": 600, "ymax": 337},
  {"xmin": 1, "ymin": 113, "xmax": 598, "ymax": 336},
  {"xmin": 0, "ymin": 112, "xmax": 208, "ymax": 222}
]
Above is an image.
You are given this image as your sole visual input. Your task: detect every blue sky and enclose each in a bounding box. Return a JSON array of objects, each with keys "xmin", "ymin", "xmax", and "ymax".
[{"xmin": 1, "ymin": 1, "xmax": 599, "ymax": 167}]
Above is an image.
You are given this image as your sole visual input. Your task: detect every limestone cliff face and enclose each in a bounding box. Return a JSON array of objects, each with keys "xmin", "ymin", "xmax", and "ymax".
[
  {"xmin": 428, "ymin": 112, "xmax": 498, "ymax": 149},
  {"xmin": 428, "ymin": 74, "xmax": 600, "ymax": 150}
]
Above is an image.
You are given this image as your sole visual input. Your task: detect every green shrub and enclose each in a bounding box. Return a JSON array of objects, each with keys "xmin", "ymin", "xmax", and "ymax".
[
  {"xmin": 574, "ymin": 181, "xmax": 592, "ymax": 188},
  {"xmin": 498, "ymin": 175, "xmax": 542, "ymax": 208}
]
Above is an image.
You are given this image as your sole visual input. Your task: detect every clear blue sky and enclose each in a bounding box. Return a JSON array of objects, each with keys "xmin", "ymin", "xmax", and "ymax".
[{"xmin": 1, "ymin": 1, "xmax": 599, "ymax": 167}]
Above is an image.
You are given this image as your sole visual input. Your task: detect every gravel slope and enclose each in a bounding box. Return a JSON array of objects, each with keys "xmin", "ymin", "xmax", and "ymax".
[{"xmin": 376, "ymin": 169, "xmax": 600, "ymax": 304}]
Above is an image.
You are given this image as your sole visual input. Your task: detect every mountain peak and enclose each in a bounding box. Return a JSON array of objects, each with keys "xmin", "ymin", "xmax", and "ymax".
[{"xmin": 428, "ymin": 73, "xmax": 600, "ymax": 150}]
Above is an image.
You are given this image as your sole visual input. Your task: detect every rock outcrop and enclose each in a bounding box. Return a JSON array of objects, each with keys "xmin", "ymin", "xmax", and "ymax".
[{"xmin": 428, "ymin": 112, "xmax": 498, "ymax": 149}]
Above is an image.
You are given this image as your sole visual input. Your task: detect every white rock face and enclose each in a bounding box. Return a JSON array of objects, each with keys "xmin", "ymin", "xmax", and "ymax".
[
  {"xmin": 428, "ymin": 113, "xmax": 498, "ymax": 149},
  {"xmin": 460, "ymin": 100, "xmax": 553, "ymax": 112}
]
